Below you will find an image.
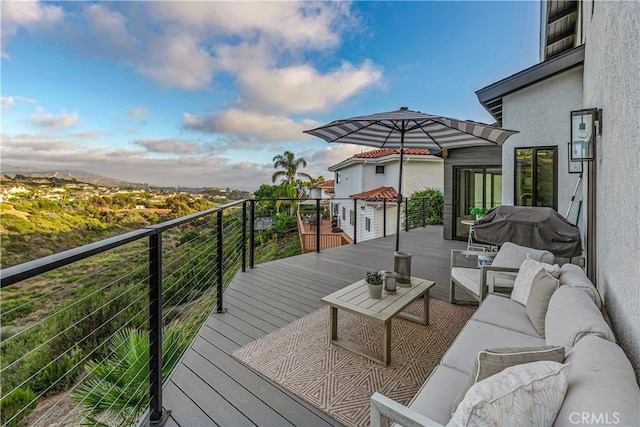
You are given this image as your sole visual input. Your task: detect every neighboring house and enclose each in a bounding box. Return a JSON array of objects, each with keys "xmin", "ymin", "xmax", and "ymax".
[
  {"xmin": 476, "ymin": 0, "xmax": 639, "ymax": 378},
  {"xmin": 328, "ymin": 148, "xmax": 443, "ymax": 242},
  {"xmin": 307, "ymin": 179, "xmax": 334, "ymax": 208}
]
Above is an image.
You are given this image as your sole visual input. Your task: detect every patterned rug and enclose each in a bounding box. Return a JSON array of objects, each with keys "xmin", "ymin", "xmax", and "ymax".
[{"xmin": 232, "ymin": 299, "xmax": 475, "ymax": 427}]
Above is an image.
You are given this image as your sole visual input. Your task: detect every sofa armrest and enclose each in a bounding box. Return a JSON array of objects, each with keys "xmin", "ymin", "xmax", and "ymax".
[
  {"xmin": 479, "ymin": 266, "xmax": 520, "ymax": 299},
  {"xmin": 370, "ymin": 393, "xmax": 444, "ymax": 427},
  {"xmin": 450, "ymin": 249, "xmax": 487, "ymax": 268}
]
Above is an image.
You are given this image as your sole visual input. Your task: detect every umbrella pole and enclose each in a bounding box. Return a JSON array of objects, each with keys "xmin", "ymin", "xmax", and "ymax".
[{"xmin": 395, "ymin": 132, "xmax": 405, "ymax": 252}]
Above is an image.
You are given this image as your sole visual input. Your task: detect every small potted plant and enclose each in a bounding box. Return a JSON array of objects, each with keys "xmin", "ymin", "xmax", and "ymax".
[
  {"xmin": 365, "ymin": 271, "xmax": 384, "ymax": 299},
  {"xmin": 469, "ymin": 207, "xmax": 489, "ymax": 219}
]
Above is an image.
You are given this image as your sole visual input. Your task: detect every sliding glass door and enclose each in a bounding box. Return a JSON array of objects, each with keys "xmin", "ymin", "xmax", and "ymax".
[{"xmin": 454, "ymin": 166, "xmax": 502, "ymax": 239}]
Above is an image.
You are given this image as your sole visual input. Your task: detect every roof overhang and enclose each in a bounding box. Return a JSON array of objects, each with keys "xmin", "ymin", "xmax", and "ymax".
[
  {"xmin": 541, "ymin": 0, "xmax": 579, "ymax": 61},
  {"xmin": 328, "ymin": 153, "xmax": 441, "ymax": 172},
  {"xmin": 475, "ymin": 45, "xmax": 584, "ymax": 123}
]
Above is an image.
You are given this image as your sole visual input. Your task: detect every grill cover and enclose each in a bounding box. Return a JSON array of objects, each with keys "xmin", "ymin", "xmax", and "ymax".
[{"xmin": 473, "ymin": 206, "xmax": 582, "ymax": 257}]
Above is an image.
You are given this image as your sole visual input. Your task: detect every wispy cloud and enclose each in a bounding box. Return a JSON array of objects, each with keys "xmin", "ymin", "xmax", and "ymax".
[
  {"xmin": 127, "ymin": 106, "xmax": 149, "ymax": 120},
  {"xmin": 30, "ymin": 108, "xmax": 80, "ymax": 129},
  {"xmin": 1, "ymin": 0, "xmax": 63, "ymax": 58},
  {"xmin": 1, "ymin": 96, "xmax": 37, "ymax": 109},
  {"xmin": 134, "ymin": 138, "xmax": 220, "ymax": 155}
]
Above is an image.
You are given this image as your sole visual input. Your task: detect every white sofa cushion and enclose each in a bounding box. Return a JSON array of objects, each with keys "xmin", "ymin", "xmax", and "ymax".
[
  {"xmin": 406, "ymin": 365, "xmax": 469, "ymax": 426},
  {"xmin": 511, "ymin": 256, "xmax": 560, "ymax": 305},
  {"xmin": 492, "ymin": 242, "xmax": 554, "ymax": 269},
  {"xmin": 525, "ymin": 269, "xmax": 560, "ymax": 335},
  {"xmin": 558, "ymin": 263, "xmax": 602, "ymax": 308},
  {"xmin": 472, "ymin": 295, "xmax": 541, "ymax": 337},
  {"xmin": 441, "ymin": 320, "xmax": 545, "ymax": 374},
  {"xmin": 450, "ymin": 345, "xmax": 565, "ymax": 415},
  {"xmin": 545, "ymin": 286, "xmax": 616, "ymax": 351},
  {"xmin": 448, "ymin": 361, "xmax": 570, "ymax": 427},
  {"xmin": 554, "ymin": 336, "xmax": 640, "ymax": 427}
]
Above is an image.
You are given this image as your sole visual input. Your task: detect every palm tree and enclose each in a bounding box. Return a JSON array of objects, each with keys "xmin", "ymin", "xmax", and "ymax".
[{"xmin": 271, "ymin": 151, "xmax": 311, "ymax": 185}]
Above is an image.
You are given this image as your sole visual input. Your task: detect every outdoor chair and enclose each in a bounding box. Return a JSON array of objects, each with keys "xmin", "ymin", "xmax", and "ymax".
[{"xmin": 449, "ymin": 242, "xmax": 554, "ymax": 304}]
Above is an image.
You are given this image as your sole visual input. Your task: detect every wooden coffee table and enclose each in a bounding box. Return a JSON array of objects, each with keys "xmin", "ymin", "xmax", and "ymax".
[{"xmin": 321, "ymin": 277, "xmax": 435, "ymax": 365}]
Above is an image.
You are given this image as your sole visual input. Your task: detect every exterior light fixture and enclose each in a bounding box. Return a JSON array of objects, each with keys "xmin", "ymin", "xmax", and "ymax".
[{"xmin": 570, "ymin": 109, "xmax": 602, "ymax": 161}]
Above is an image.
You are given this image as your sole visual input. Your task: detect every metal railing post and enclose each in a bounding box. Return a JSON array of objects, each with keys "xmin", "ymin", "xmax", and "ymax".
[
  {"xmin": 422, "ymin": 197, "xmax": 426, "ymax": 228},
  {"xmin": 249, "ymin": 200, "xmax": 255, "ymax": 269},
  {"xmin": 353, "ymin": 199, "xmax": 357, "ymax": 244},
  {"xmin": 241, "ymin": 201, "xmax": 247, "ymax": 272},
  {"xmin": 383, "ymin": 199, "xmax": 387, "ymax": 237},
  {"xmin": 149, "ymin": 232, "xmax": 168, "ymax": 426},
  {"xmin": 315, "ymin": 198, "xmax": 321, "ymax": 253},
  {"xmin": 215, "ymin": 210, "xmax": 225, "ymax": 313}
]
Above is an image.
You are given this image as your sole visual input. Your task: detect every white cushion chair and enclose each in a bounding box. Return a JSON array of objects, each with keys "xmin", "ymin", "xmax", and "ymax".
[{"xmin": 450, "ymin": 242, "xmax": 554, "ymax": 304}]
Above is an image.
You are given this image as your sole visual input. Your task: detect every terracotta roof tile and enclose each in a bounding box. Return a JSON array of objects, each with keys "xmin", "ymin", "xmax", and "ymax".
[
  {"xmin": 353, "ymin": 148, "xmax": 431, "ymax": 158},
  {"xmin": 309, "ymin": 179, "xmax": 335, "ymax": 189},
  {"xmin": 350, "ymin": 186, "xmax": 399, "ymax": 202}
]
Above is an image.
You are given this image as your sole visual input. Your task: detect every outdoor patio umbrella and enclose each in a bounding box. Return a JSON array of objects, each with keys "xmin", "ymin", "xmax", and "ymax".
[{"xmin": 303, "ymin": 107, "xmax": 518, "ymax": 251}]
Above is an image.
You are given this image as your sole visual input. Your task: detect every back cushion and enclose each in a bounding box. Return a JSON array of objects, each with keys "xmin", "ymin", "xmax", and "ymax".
[
  {"xmin": 558, "ymin": 263, "xmax": 602, "ymax": 308},
  {"xmin": 492, "ymin": 242, "xmax": 554, "ymax": 269},
  {"xmin": 545, "ymin": 286, "xmax": 615, "ymax": 351}
]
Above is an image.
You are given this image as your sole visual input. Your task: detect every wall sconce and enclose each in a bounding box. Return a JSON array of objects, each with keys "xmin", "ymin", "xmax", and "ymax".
[{"xmin": 570, "ymin": 108, "xmax": 602, "ymax": 161}]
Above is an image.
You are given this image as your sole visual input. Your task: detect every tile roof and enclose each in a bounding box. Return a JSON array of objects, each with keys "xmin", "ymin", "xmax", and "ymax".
[
  {"xmin": 308, "ymin": 179, "xmax": 335, "ymax": 189},
  {"xmin": 350, "ymin": 186, "xmax": 399, "ymax": 202},
  {"xmin": 353, "ymin": 148, "xmax": 431, "ymax": 159}
]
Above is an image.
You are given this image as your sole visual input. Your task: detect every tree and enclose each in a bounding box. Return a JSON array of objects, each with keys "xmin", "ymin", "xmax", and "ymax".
[{"xmin": 271, "ymin": 151, "xmax": 311, "ymax": 185}]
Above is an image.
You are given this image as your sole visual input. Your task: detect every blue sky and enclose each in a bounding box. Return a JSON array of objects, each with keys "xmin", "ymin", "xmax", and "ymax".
[{"xmin": 1, "ymin": 1, "xmax": 540, "ymax": 191}]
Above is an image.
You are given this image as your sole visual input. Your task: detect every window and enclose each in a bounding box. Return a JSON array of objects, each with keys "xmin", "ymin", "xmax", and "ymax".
[
  {"xmin": 335, "ymin": 171, "xmax": 341, "ymax": 183},
  {"xmin": 515, "ymin": 147, "xmax": 557, "ymax": 209},
  {"xmin": 342, "ymin": 206, "xmax": 346, "ymax": 220},
  {"xmin": 349, "ymin": 210, "xmax": 355, "ymax": 226},
  {"xmin": 375, "ymin": 165, "xmax": 385, "ymax": 174},
  {"xmin": 365, "ymin": 217, "xmax": 371, "ymax": 231}
]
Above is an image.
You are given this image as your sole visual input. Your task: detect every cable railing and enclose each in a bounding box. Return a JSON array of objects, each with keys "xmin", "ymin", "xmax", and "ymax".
[{"xmin": 0, "ymin": 195, "xmax": 439, "ymax": 426}]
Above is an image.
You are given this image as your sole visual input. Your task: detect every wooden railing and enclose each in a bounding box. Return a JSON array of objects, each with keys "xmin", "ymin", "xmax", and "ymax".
[{"xmin": 296, "ymin": 211, "xmax": 351, "ymax": 253}]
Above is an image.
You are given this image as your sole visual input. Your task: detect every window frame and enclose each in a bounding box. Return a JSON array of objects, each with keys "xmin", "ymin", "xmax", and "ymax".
[
  {"xmin": 349, "ymin": 210, "xmax": 355, "ymax": 226},
  {"xmin": 365, "ymin": 217, "xmax": 371, "ymax": 231},
  {"xmin": 514, "ymin": 146, "xmax": 558, "ymax": 210},
  {"xmin": 375, "ymin": 165, "xmax": 385, "ymax": 174}
]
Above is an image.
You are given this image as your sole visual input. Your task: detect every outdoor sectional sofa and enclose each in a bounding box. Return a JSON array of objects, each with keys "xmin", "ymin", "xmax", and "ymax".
[{"xmin": 371, "ymin": 261, "xmax": 640, "ymax": 426}]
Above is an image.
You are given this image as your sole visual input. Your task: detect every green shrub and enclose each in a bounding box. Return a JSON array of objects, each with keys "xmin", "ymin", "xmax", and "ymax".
[
  {"xmin": 406, "ymin": 188, "xmax": 444, "ymax": 230},
  {"xmin": 0, "ymin": 387, "xmax": 37, "ymax": 426}
]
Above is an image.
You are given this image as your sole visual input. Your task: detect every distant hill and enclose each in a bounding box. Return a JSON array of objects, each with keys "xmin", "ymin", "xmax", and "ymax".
[{"xmin": 0, "ymin": 163, "xmax": 253, "ymax": 198}]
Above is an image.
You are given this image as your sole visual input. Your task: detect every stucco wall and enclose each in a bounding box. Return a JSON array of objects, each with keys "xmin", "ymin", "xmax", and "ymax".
[
  {"xmin": 501, "ymin": 67, "xmax": 584, "ymax": 221},
  {"xmin": 403, "ymin": 159, "xmax": 444, "ymax": 194},
  {"xmin": 581, "ymin": 0, "xmax": 640, "ymax": 379}
]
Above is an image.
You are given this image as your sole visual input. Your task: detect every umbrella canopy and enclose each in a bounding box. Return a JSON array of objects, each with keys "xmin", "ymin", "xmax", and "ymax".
[{"xmin": 304, "ymin": 107, "xmax": 518, "ymax": 250}]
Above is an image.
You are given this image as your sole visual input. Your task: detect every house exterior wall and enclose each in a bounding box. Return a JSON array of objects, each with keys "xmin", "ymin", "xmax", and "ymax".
[
  {"xmin": 403, "ymin": 160, "xmax": 444, "ymax": 194},
  {"xmin": 501, "ymin": 66, "xmax": 584, "ymax": 221},
  {"xmin": 580, "ymin": 0, "xmax": 640, "ymax": 379}
]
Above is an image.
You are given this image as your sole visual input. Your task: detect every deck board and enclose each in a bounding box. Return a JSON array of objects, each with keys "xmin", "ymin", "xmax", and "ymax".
[{"xmin": 163, "ymin": 226, "xmax": 473, "ymax": 426}]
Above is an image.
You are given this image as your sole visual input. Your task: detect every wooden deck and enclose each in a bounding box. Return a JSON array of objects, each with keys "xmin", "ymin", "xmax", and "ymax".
[{"xmin": 162, "ymin": 226, "xmax": 473, "ymax": 426}]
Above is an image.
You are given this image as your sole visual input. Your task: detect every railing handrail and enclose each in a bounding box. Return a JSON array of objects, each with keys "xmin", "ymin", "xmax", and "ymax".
[{"xmin": 0, "ymin": 199, "xmax": 248, "ymax": 288}]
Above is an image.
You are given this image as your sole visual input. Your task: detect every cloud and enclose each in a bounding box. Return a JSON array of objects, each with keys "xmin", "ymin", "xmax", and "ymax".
[
  {"xmin": 2, "ymin": 95, "xmax": 37, "ymax": 109},
  {"xmin": 238, "ymin": 60, "xmax": 382, "ymax": 114},
  {"xmin": 30, "ymin": 108, "xmax": 80, "ymax": 129},
  {"xmin": 127, "ymin": 106, "xmax": 148, "ymax": 120},
  {"xmin": 134, "ymin": 138, "xmax": 218, "ymax": 155},
  {"xmin": 1, "ymin": 0, "xmax": 63, "ymax": 57},
  {"xmin": 183, "ymin": 109, "xmax": 320, "ymax": 142},
  {"xmin": 83, "ymin": 4, "xmax": 137, "ymax": 51}
]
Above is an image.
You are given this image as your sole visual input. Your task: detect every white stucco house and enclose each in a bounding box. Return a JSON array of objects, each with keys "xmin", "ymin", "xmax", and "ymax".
[
  {"xmin": 476, "ymin": 0, "xmax": 639, "ymax": 378},
  {"xmin": 328, "ymin": 148, "xmax": 443, "ymax": 242}
]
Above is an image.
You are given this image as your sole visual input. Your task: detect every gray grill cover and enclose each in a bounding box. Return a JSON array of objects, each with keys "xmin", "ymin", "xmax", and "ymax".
[{"xmin": 473, "ymin": 206, "xmax": 582, "ymax": 257}]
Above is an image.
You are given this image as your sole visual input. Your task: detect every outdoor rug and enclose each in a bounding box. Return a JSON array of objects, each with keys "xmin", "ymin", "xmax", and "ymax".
[{"xmin": 232, "ymin": 299, "xmax": 475, "ymax": 427}]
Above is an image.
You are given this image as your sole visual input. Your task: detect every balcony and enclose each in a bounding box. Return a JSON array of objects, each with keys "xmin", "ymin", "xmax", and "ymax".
[{"xmin": 0, "ymin": 198, "xmax": 468, "ymax": 426}]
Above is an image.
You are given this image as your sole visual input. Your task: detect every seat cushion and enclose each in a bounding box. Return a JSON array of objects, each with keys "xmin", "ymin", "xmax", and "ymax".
[
  {"xmin": 441, "ymin": 320, "xmax": 546, "ymax": 374},
  {"xmin": 448, "ymin": 361, "xmax": 570, "ymax": 427},
  {"xmin": 471, "ymin": 295, "xmax": 541, "ymax": 337},
  {"xmin": 554, "ymin": 336, "xmax": 640, "ymax": 427},
  {"xmin": 492, "ymin": 242, "xmax": 554, "ymax": 269},
  {"xmin": 451, "ymin": 267, "xmax": 481, "ymax": 297},
  {"xmin": 558, "ymin": 263, "xmax": 602, "ymax": 308},
  {"xmin": 545, "ymin": 286, "xmax": 615, "ymax": 351},
  {"xmin": 406, "ymin": 364, "xmax": 469, "ymax": 426}
]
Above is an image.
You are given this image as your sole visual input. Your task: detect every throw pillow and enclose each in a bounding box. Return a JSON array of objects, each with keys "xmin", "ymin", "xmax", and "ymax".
[
  {"xmin": 450, "ymin": 345, "xmax": 565, "ymax": 415},
  {"xmin": 526, "ymin": 269, "xmax": 560, "ymax": 335},
  {"xmin": 448, "ymin": 361, "xmax": 571, "ymax": 427},
  {"xmin": 511, "ymin": 256, "xmax": 560, "ymax": 305}
]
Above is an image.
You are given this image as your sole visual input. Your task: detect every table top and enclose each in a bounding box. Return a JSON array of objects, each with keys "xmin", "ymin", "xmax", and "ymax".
[
  {"xmin": 321, "ymin": 277, "xmax": 435, "ymax": 323},
  {"xmin": 461, "ymin": 219, "xmax": 476, "ymax": 226}
]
